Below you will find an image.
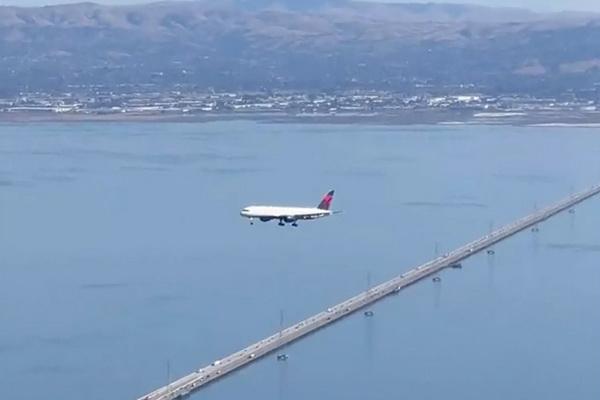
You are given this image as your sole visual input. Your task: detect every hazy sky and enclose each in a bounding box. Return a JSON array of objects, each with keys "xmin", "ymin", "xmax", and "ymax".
[{"xmin": 1, "ymin": 0, "xmax": 600, "ymax": 13}]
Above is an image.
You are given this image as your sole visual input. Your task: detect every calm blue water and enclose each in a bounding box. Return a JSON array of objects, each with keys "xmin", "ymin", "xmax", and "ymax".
[{"xmin": 1, "ymin": 122, "xmax": 599, "ymax": 400}]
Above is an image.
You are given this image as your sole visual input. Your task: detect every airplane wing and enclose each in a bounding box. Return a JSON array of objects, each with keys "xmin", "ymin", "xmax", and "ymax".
[
  {"xmin": 293, "ymin": 210, "xmax": 341, "ymax": 220},
  {"xmin": 292, "ymin": 212, "xmax": 329, "ymax": 221}
]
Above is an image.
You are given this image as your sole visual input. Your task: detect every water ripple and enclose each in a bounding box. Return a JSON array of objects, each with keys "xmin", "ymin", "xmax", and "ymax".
[{"xmin": 546, "ymin": 243, "xmax": 600, "ymax": 253}]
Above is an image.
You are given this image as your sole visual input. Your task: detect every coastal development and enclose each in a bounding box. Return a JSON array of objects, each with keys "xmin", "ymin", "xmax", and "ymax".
[
  {"xmin": 137, "ymin": 184, "xmax": 600, "ymax": 400},
  {"xmin": 2, "ymin": 89, "xmax": 600, "ymax": 124}
]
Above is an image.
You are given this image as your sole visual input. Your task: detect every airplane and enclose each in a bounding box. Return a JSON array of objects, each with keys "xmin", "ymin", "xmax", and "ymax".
[{"xmin": 240, "ymin": 190, "xmax": 338, "ymax": 227}]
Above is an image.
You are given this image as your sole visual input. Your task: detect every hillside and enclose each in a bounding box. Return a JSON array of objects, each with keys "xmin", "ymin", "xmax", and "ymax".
[{"xmin": 1, "ymin": 1, "xmax": 600, "ymax": 94}]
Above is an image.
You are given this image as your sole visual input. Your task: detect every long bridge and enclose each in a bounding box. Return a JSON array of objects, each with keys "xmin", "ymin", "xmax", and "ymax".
[{"xmin": 137, "ymin": 184, "xmax": 600, "ymax": 400}]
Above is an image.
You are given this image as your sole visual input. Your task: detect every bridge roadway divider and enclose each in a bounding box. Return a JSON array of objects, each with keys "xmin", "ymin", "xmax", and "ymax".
[{"xmin": 137, "ymin": 184, "xmax": 600, "ymax": 400}]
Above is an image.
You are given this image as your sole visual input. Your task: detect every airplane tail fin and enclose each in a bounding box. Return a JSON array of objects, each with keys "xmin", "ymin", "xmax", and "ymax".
[{"xmin": 317, "ymin": 190, "xmax": 335, "ymax": 210}]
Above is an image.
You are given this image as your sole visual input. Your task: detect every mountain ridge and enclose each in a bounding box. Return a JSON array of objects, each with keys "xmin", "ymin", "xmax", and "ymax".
[{"xmin": 1, "ymin": 1, "xmax": 600, "ymax": 95}]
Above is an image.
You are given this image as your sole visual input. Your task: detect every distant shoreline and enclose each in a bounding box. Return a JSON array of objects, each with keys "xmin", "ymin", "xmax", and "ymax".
[{"xmin": 2, "ymin": 110, "xmax": 600, "ymax": 127}]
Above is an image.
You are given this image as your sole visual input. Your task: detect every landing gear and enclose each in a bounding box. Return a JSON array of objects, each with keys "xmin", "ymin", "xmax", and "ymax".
[
  {"xmin": 249, "ymin": 218, "xmax": 254, "ymax": 226},
  {"xmin": 278, "ymin": 217, "xmax": 298, "ymax": 227}
]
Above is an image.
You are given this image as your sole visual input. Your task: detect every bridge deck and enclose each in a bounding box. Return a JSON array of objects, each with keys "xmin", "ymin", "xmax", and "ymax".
[{"xmin": 137, "ymin": 184, "xmax": 600, "ymax": 400}]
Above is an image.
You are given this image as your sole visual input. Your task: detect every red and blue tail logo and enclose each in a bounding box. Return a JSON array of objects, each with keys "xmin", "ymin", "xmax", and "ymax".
[{"xmin": 317, "ymin": 190, "xmax": 335, "ymax": 210}]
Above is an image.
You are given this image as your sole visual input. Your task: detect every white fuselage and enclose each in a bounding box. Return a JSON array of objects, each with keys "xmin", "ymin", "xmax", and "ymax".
[{"xmin": 240, "ymin": 206, "xmax": 331, "ymax": 221}]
